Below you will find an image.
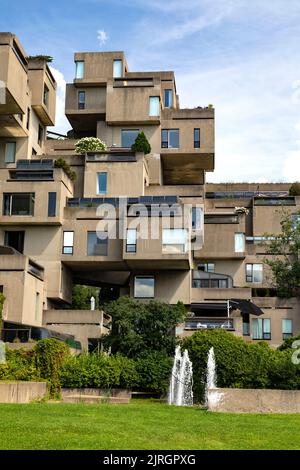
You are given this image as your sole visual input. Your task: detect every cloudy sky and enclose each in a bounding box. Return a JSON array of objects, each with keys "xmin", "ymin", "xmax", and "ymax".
[{"xmin": 1, "ymin": 0, "xmax": 300, "ymax": 182}]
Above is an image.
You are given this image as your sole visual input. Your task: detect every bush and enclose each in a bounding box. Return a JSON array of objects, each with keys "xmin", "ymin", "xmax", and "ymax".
[
  {"xmin": 35, "ymin": 339, "xmax": 69, "ymax": 398},
  {"xmin": 75, "ymin": 137, "xmax": 107, "ymax": 154},
  {"xmin": 54, "ymin": 158, "xmax": 77, "ymax": 181},
  {"xmin": 131, "ymin": 131, "xmax": 151, "ymax": 154},
  {"xmin": 0, "ymin": 348, "xmax": 38, "ymax": 382},
  {"xmin": 134, "ymin": 352, "xmax": 173, "ymax": 394},
  {"xmin": 60, "ymin": 353, "xmax": 138, "ymax": 389},
  {"xmin": 289, "ymin": 182, "xmax": 300, "ymax": 196}
]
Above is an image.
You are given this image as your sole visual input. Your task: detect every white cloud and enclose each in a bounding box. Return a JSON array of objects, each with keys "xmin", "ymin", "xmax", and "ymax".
[
  {"xmin": 97, "ymin": 30, "xmax": 108, "ymax": 46},
  {"xmin": 283, "ymin": 150, "xmax": 300, "ymax": 181},
  {"xmin": 49, "ymin": 66, "xmax": 70, "ymax": 135}
]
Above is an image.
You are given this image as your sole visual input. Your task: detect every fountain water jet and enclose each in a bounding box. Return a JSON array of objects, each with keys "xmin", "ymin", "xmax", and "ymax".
[
  {"xmin": 206, "ymin": 347, "xmax": 217, "ymax": 390},
  {"xmin": 168, "ymin": 346, "xmax": 193, "ymax": 406}
]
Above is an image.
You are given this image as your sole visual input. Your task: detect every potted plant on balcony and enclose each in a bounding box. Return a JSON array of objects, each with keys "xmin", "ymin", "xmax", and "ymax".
[
  {"xmin": 131, "ymin": 131, "xmax": 151, "ymax": 155},
  {"xmin": 75, "ymin": 137, "xmax": 107, "ymax": 154}
]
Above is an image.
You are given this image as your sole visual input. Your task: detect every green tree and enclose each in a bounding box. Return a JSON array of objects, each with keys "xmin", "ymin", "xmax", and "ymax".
[
  {"xmin": 131, "ymin": 131, "xmax": 151, "ymax": 154},
  {"xmin": 71, "ymin": 285, "xmax": 100, "ymax": 310},
  {"xmin": 102, "ymin": 296, "xmax": 185, "ymax": 358},
  {"xmin": 263, "ymin": 210, "xmax": 300, "ymax": 297}
]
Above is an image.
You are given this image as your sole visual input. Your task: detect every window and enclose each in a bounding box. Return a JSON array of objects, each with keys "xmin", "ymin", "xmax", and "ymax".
[
  {"xmin": 78, "ymin": 91, "xmax": 85, "ymax": 109},
  {"xmin": 97, "ymin": 172, "xmax": 107, "ymax": 194},
  {"xmin": 43, "ymin": 84, "xmax": 49, "ymax": 107},
  {"xmin": 4, "ymin": 142, "xmax": 16, "ymax": 163},
  {"xmin": 192, "ymin": 207, "xmax": 203, "ymax": 230},
  {"xmin": 235, "ymin": 233, "xmax": 245, "ymax": 252},
  {"xmin": 161, "ymin": 129, "xmax": 179, "ymax": 148},
  {"xmin": 198, "ymin": 263, "xmax": 215, "ymax": 273},
  {"xmin": 149, "ymin": 96, "xmax": 160, "ymax": 116},
  {"xmin": 194, "ymin": 128, "xmax": 200, "ymax": 148},
  {"xmin": 243, "ymin": 314, "xmax": 250, "ymax": 336},
  {"xmin": 282, "ymin": 319, "xmax": 293, "ymax": 339},
  {"xmin": 252, "ymin": 318, "xmax": 271, "ymax": 340},
  {"xmin": 113, "ymin": 59, "xmax": 122, "ymax": 78},
  {"xmin": 38, "ymin": 125, "xmax": 44, "ymax": 146},
  {"xmin": 246, "ymin": 264, "xmax": 263, "ymax": 283},
  {"xmin": 134, "ymin": 276, "xmax": 154, "ymax": 298},
  {"xmin": 126, "ymin": 229, "xmax": 137, "ymax": 253},
  {"xmin": 35, "ymin": 292, "xmax": 40, "ymax": 321},
  {"xmin": 26, "ymin": 107, "xmax": 30, "ymax": 130},
  {"xmin": 164, "ymin": 89, "xmax": 173, "ymax": 108},
  {"xmin": 121, "ymin": 129, "xmax": 139, "ymax": 148},
  {"xmin": 63, "ymin": 231, "xmax": 74, "ymax": 254},
  {"xmin": 4, "ymin": 231, "xmax": 25, "ymax": 253},
  {"xmin": 162, "ymin": 229, "xmax": 187, "ymax": 253},
  {"xmin": 87, "ymin": 231, "xmax": 108, "ymax": 256},
  {"xmin": 210, "ymin": 279, "xmax": 228, "ymax": 288},
  {"xmin": 48, "ymin": 192, "xmax": 56, "ymax": 217},
  {"xmin": 3, "ymin": 193, "xmax": 35, "ymax": 216},
  {"xmin": 75, "ymin": 61, "xmax": 85, "ymax": 79}
]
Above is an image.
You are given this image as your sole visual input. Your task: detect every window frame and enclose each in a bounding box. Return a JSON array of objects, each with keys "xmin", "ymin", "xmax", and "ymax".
[
  {"xmin": 162, "ymin": 228, "xmax": 187, "ymax": 254},
  {"xmin": 75, "ymin": 60, "xmax": 85, "ymax": 79},
  {"xmin": 252, "ymin": 318, "xmax": 271, "ymax": 340},
  {"xmin": 4, "ymin": 142, "xmax": 16, "ymax": 164},
  {"xmin": 43, "ymin": 84, "xmax": 49, "ymax": 107},
  {"xmin": 164, "ymin": 89, "xmax": 173, "ymax": 108},
  {"xmin": 235, "ymin": 232, "xmax": 245, "ymax": 253},
  {"xmin": 3, "ymin": 192, "xmax": 35, "ymax": 216},
  {"xmin": 87, "ymin": 231, "xmax": 108, "ymax": 256},
  {"xmin": 134, "ymin": 276, "xmax": 155, "ymax": 299},
  {"xmin": 246, "ymin": 263, "xmax": 263, "ymax": 283},
  {"xmin": 48, "ymin": 192, "xmax": 56, "ymax": 217},
  {"xmin": 282, "ymin": 319, "xmax": 293, "ymax": 340},
  {"xmin": 97, "ymin": 172, "xmax": 108, "ymax": 195},
  {"xmin": 126, "ymin": 228, "xmax": 137, "ymax": 253},
  {"xmin": 62, "ymin": 231, "xmax": 74, "ymax": 255},
  {"xmin": 194, "ymin": 128, "xmax": 200, "ymax": 148},
  {"xmin": 161, "ymin": 129, "xmax": 179, "ymax": 149},
  {"xmin": 149, "ymin": 96, "xmax": 160, "ymax": 117},
  {"xmin": 78, "ymin": 90, "xmax": 86, "ymax": 110},
  {"xmin": 121, "ymin": 129, "xmax": 140, "ymax": 148}
]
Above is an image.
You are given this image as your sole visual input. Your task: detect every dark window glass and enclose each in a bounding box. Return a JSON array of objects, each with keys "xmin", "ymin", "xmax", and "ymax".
[
  {"xmin": 161, "ymin": 129, "xmax": 179, "ymax": 148},
  {"xmin": 38, "ymin": 125, "xmax": 44, "ymax": 146},
  {"xmin": 4, "ymin": 231, "xmax": 25, "ymax": 253},
  {"xmin": 78, "ymin": 91, "xmax": 85, "ymax": 109},
  {"xmin": 87, "ymin": 231, "xmax": 108, "ymax": 256},
  {"xmin": 3, "ymin": 193, "xmax": 35, "ymax": 216},
  {"xmin": 164, "ymin": 89, "xmax": 173, "ymax": 108},
  {"xmin": 43, "ymin": 84, "xmax": 49, "ymax": 107},
  {"xmin": 48, "ymin": 192, "xmax": 56, "ymax": 217},
  {"xmin": 26, "ymin": 107, "xmax": 30, "ymax": 130},
  {"xmin": 121, "ymin": 129, "xmax": 139, "ymax": 148},
  {"xmin": 194, "ymin": 128, "xmax": 200, "ymax": 148},
  {"xmin": 192, "ymin": 207, "xmax": 202, "ymax": 229}
]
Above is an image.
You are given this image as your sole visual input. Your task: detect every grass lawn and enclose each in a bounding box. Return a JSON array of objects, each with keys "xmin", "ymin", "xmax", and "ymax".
[{"xmin": 0, "ymin": 399, "xmax": 299, "ymax": 450}]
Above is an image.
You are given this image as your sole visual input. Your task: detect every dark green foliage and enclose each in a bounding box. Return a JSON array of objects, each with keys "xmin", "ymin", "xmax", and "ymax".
[
  {"xmin": 60, "ymin": 353, "xmax": 138, "ymax": 389},
  {"xmin": 134, "ymin": 352, "xmax": 173, "ymax": 394},
  {"xmin": 278, "ymin": 333, "xmax": 300, "ymax": 351},
  {"xmin": 0, "ymin": 348, "xmax": 38, "ymax": 381},
  {"xmin": 289, "ymin": 182, "xmax": 300, "ymax": 196},
  {"xmin": 102, "ymin": 296, "xmax": 186, "ymax": 358},
  {"xmin": 54, "ymin": 158, "xmax": 77, "ymax": 181},
  {"xmin": 131, "ymin": 131, "xmax": 151, "ymax": 154},
  {"xmin": 27, "ymin": 55, "xmax": 53, "ymax": 63},
  {"xmin": 34, "ymin": 339, "xmax": 69, "ymax": 398},
  {"xmin": 71, "ymin": 284, "xmax": 100, "ymax": 310}
]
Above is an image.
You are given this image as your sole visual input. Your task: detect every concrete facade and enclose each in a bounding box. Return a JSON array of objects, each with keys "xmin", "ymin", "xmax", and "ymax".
[{"xmin": 0, "ymin": 33, "xmax": 299, "ymax": 350}]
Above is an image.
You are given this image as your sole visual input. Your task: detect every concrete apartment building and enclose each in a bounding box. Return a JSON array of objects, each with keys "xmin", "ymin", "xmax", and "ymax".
[{"xmin": 0, "ymin": 32, "xmax": 299, "ymax": 350}]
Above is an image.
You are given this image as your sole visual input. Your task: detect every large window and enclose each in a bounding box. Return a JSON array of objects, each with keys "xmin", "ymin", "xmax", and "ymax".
[
  {"xmin": 78, "ymin": 91, "xmax": 85, "ymax": 109},
  {"xmin": 4, "ymin": 142, "xmax": 16, "ymax": 164},
  {"xmin": 97, "ymin": 172, "xmax": 107, "ymax": 194},
  {"xmin": 75, "ymin": 61, "xmax": 85, "ymax": 79},
  {"xmin": 164, "ymin": 89, "xmax": 173, "ymax": 108},
  {"xmin": 4, "ymin": 231, "xmax": 25, "ymax": 253},
  {"xmin": 48, "ymin": 192, "xmax": 56, "ymax": 217},
  {"xmin": 121, "ymin": 129, "xmax": 139, "ymax": 148},
  {"xmin": 149, "ymin": 96, "xmax": 160, "ymax": 116},
  {"xmin": 198, "ymin": 263, "xmax": 215, "ymax": 273},
  {"xmin": 162, "ymin": 229, "xmax": 187, "ymax": 253},
  {"xmin": 194, "ymin": 128, "xmax": 200, "ymax": 148},
  {"xmin": 161, "ymin": 129, "xmax": 179, "ymax": 148},
  {"xmin": 282, "ymin": 319, "xmax": 293, "ymax": 339},
  {"xmin": 87, "ymin": 231, "xmax": 108, "ymax": 256},
  {"xmin": 3, "ymin": 193, "xmax": 35, "ymax": 216},
  {"xmin": 192, "ymin": 207, "xmax": 203, "ymax": 230},
  {"xmin": 252, "ymin": 318, "xmax": 271, "ymax": 340},
  {"xmin": 134, "ymin": 276, "xmax": 154, "ymax": 298},
  {"xmin": 113, "ymin": 59, "xmax": 122, "ymax": 78},
  {"xmin": 235, "ymin": 233, "xmax": 245, "ymax": 252},
  {"xmin": 63, "ymin": 231, "xmax": 74, "ymax": 254},
  {"xmin": 126, "ymin": 229, "xmax": 137, "ymax": 253},
  {"xmin": 246, "ymin": 264, "xmax": 263, "ymax": 283}
]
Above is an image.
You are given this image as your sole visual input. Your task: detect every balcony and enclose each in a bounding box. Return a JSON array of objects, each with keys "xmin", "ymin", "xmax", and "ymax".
[
  {"xmin": 185, "ymin": 317, "xmax": 234, "ymax": 331},
  {"xmin": 0, "ymin": 114, "xmax": 28, "ymax": 137},
  {"xmin": 191, "ymin": 287, "xmax": 252, "ymax": 302}
]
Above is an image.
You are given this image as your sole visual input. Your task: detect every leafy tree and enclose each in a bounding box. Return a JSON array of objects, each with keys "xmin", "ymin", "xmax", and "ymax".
[
  {"xmin": 289, "ymin": 182, "xmax": 300, "ymax": 196},
  {"xmin": 131, "ymin": 131, "xmax": 151, "ymax": 154},
  {"xmin": 263, "ymin": 210, "xmax": 300, "ymax": 297},
  {"xmin": 71, "ymin": 285, "xmax": 100, "ymax": 310},
  {"xmin": 102, "ymin": 296, "xmax": 186, "ymax": 357}
]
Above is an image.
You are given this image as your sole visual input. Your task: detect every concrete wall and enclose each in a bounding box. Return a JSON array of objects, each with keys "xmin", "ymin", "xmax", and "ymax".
[
  {"xmin": 207, "ymin": 388, "xmax": 300, "ymax": 413},
  {"xmin": 0, "ymin": 382, "xmax": 47, "ymax": 403}
]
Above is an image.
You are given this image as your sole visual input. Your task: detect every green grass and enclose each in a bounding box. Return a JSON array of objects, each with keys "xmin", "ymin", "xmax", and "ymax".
[{"xmin": 0, "ymin": 400, "xmax": 299, "ymax": 450}]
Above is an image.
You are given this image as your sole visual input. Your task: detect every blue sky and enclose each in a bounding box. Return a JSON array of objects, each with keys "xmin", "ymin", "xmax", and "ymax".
[{"xmin": 1, "ymin": 0, "xmax": 300, "ymax": 182}]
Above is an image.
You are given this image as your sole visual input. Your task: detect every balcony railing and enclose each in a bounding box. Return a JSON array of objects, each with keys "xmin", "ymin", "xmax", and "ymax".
[{"xmin": 185, "ymin": 317, "xmax": 234, "ymax": 330}]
